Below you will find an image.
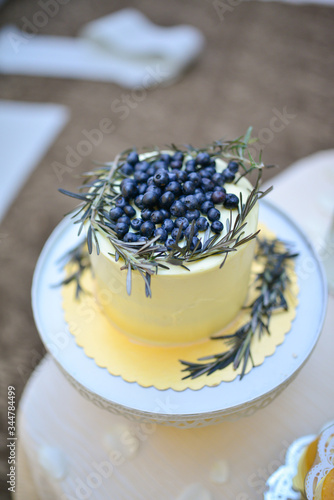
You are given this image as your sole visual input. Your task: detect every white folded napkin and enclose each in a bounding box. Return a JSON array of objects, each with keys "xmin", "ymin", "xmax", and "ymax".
[
  {"xmin": 0, "ymin": 101, "xmax": 69, "ymax": 222},
  {"xmin": 0, "ymin": 9, "xmax": 205, "ymax": 88}
]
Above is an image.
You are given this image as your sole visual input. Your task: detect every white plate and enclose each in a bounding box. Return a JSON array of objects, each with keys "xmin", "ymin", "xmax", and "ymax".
[{"xmin": 32, "ymin": 200, "xmax": 327, "ymax": 426}]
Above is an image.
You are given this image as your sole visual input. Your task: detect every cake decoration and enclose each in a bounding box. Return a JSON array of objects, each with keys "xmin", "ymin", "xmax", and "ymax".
[
  {"xmin": 59, "ymin": 128, "xmax": 272, "ymax": 298},
  {"xmin": 180, "ymin": 237, "xmax": 298, "ymax": 380}
]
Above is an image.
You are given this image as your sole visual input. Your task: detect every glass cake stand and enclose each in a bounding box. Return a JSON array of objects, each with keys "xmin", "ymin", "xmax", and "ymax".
[{"xmin": 31, "ymin": 200, "xmax": 327, "ymax": 427}]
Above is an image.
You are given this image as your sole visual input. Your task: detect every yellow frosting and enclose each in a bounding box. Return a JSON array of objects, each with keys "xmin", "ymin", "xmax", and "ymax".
[{"xmin": 89, "ymin": 159, "xmax": 259, "ymax": 345}]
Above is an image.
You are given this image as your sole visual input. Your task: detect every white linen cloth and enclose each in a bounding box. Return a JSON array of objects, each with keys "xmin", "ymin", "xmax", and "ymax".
[
  {"xmin": 0, "ymin": 100, "xmax": 69, "ymax": 222},
  {"xmin": 0, "ymin": 9, "xmax": 205, "ymax": 88}
]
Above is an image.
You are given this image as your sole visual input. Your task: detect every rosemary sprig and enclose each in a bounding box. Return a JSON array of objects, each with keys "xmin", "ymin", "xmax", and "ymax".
[
  {"xmin": 180, "ymin": 238, "xmax": 299, "ymax": 380},
  {"xmin": 55, "ymin": 240, "xmax": 91, "ymax": 299},
  {"xmin": 59, "ymin": 129, "xmax": 273, "ymax": 296}
]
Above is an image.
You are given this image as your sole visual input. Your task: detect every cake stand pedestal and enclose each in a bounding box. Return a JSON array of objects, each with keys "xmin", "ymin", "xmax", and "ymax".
[{"xmin": 15, "ymin": 285, "xmax": 334, "ymax": 500}]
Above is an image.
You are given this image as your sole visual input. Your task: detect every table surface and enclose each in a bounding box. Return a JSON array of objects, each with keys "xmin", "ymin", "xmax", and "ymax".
[{"xmin": 14, "ymin": 151, "xmax": 334, "ymax": 500}]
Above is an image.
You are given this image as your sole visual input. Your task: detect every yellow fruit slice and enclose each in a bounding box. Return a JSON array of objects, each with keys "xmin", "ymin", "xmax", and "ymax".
[
  {"xmin": 321, "ymin": 469, "xmax": 334, "ymax": 500},
  {"xmin": 293, "ymin": 438, "xmax": 319, "ymax": 493}
]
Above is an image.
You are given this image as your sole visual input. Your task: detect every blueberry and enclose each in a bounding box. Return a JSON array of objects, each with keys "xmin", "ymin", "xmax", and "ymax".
[
  {"xmin": 118, "ymin": 215, "xmax": 131, "ymax": 225},
  {"xmin": 170, "ymin": 200, "xmax": 186, "ymax": 217},
  {"xmin": 209, "ymin": 160, "xmax": 216, "ymax": 169},
  {"xmin": 115, "ymin": 222, "xmax": 129, "ymax": 238},
  {"xmin": 154, "ymin": 169, "xmax": 169, "ymax": 187},
  {"xmin": 196, "ymin": 217, "xmax": 209, "ymax": 231},
  {"xmin": 168, "ymin": 171, "xmax": 177, "ymax": 182},
  {"xmin": 196, "ymin": 152, "xmax": 211, "ymax": 166},
  {"xmin": 159, "ymin": 191, "xmax": 175, "ymax": 209},
  {"xmin": 134, "ymin": 195, "xmax": 145, "ymax": 209},
  {"xmin": 201, "ymin": 177, "xmax": 215, "ymax": 192},
  {"xmin": 120, "ymin": 162, "xmax": 134, "ymax": 176},
  {"xmin": 165, "ymin": 181, "xmax": 182, "ymax": 196},
  {"xmin": 154, "ymin": 160, "xmax": 169, "ymax": 171},
  {"xmin": 154, "ymin": 227, "xmax": 168, "ymax": 243},
  {"xmin": 201, "ymin": 168, "xmax": 213, "ymax": 179},
  {"xmin": 134, "ymin": 171, "xmax": 149, "ymax": 183},
  {"xmin": 206, "ymin": 166, "xmax": 216, "ymax": 176},
  {"xmin": 123, "ymin": 232, "xmax": 139, "ymax": 243},
  {"xmin": 170, "ymin": 160, "xmax": 183, "ymax": 170},
  {"xmin": 176, "ymin": 170, "xmax": 188, "ymax": 183},
  {"xmin": 222, "ymin": 168, "xmax": 235, "ymax": 183},
  {"xmin": 140, "ymin": 221, "xmax": 155, "ymax": 238},
  {"xmin": 179, "ymin": 195, "xmax": 186, "ymax": 204},
  {"xmin": 166, "ymin": 237, "xmax": 176, "ymax": 250},
  {"xmin": 146, "ymin": 185, "xmax": 162, "ymax": 197},
  {"xmin": 151, "ymin": 210, "xmax": 165, "ymax": 224},
  {"xmin": 211, "ymin": 190, "xmax": 226, "ymax": 204},
  {"xmin": 175, "ymin": 217, "xmax": 189, "ymax": 229},
  {"xmin": 115, "ymin": 197, "xmax": 127, "ymax": 209},
  {"xmin": 186, "ymin": 209, "xmax": 200, "ymax": 222},
  {"xmin": 123, "ymin": 205, "xmax": 136, "ymax": 218},
  {"xmin": 224, "ymin": 193, "xmax": 239, "ymax": 209},
  {"xmin": 195, "ymin": 192, "xmax": 206, "ymax": 205},
  {"xmin": 184, "ymin": 194, "xmax": 199, "ymax": 210},
  {"xmin": 190, "ymin": 236, "xmax": 202, "ymax": 251},
  {"xmin": 212, "ymin": 172, "xmax": 225, "ymax": 187},
  {"xmin": 186, "ymin": 158, "xmax": 197, "ymax": 166},
  {"xmin": 185, "ymin": 163, "xmax": 196, "ymax": 174},
  {"xmin": 141, "ymin": 208, "xmax": 152, "ymax": 221},
  {"xmin": 109, "ymin": 207, "xmax": 124, "ymax": 221},
  {"xmin": 188, "ymin": 172, "xmax": 201, "ymax": 186},
  {"xmin": 211, "ymin": 221, "xmax": 224, "ymax": 233},
  {"xmin": 160, "ymin": 209, "xmax": 169, "ymax": 220},
  {"xmin": 227, "ymin": 160, "xmax": 239, "ymax": 173},
  {"xmin": 172, "ymin": 227, "xmax": 184, "ymax": 241},
  {"xmin": 126, "ymin": 151, "xmax": 139, "ymax": 165},
  {"xmin": 160, "ymin": 153, "xmax": 172, "ymax": 164},
  {"xmin": 121, "ymin": 179, "xmax": 137, "ymax": 198},
  {"xmin": 213, "ymin": 185, "xmax": 226, "ymax": 192},
  {"xmin": 138, "ymin": 236, "xmax": 148, "ymax": 243},
  {"xmin": 142, "ymin": 191, "xmax": 159, "ymax": 208},
  {"xmin": 201, "ymin": 201, "xmax": 214, "ymax": 214},
  {"xmin": 147, "ymin": 176, "xmax": 154, "ymax": 186},
  {"xmin": 205, "ymin": 191, "xmax": 214, "ymax": 201},
  {"xmin": 134, "ymin": 161, "xmax": 149, "ymax": 172},
  {"xmin": 185, "ymin": 225, "xmax": 199, "ymax": 238},
  {"xmin": 146, "ymin": 166, "xmax": 155, "ymax": 177},
  {"xmin": 131, "ymin": 218, "xmax": 143, "ymax": 231},
  {"xmin": 207, "ymin": 208, "xmax": 221, "ymax": 222},
  {"xmin": 138, "ymin": 183, "xmax": 147, "ymax": 195},
  {"xmin": 183, "ymin": 181, "xmax": 196, "ymax": 195},
  {"xmin": 162, "ymin": 218, "xmax": 175, "ymax": 233},
  {"xmin": 173, "ymin": 151, "xmax": 184, "ymax": 162}
]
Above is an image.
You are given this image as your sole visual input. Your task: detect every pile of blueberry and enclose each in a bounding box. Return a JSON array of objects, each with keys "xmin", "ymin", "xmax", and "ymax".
[{"xmin": 107, "ymin": 150, "xmax": 239, "ymax": 251}]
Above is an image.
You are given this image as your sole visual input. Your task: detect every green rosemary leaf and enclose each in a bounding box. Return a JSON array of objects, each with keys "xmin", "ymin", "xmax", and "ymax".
[
  {"xmin": 58, "ymin": 188, "xmax": 91, "ymax": 202},
  {"xmin": 180, "ymin": 237, "xmax": 298, "ymax": 381},
  {"xmin": 126, "ymin": 263, "xmax": 132, "ymax": 296},
  {"xmin": 87, "ymin": 225, "xmax": 93, "ymax": 254}
]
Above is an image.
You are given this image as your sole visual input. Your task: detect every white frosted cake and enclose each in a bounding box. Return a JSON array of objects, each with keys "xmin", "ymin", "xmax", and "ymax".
[
  {"xmin": 61, "ymin": 145, "xmax": 263, "ymax": 345},
  {"xmin": 90, "ymin": 157, "xmax": 258, "ymax": 345}
]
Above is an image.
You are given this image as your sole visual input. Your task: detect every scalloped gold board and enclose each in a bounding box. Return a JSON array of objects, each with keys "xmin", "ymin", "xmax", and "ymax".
[{"xmin": 62, "ymin": 226, "xmax": 298, "ymax": 391}]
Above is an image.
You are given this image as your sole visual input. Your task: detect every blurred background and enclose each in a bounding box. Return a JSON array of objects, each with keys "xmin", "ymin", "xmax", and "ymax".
[{"xmin": 0, "ymin": 0, "xmax": 333, "ymax": 496}]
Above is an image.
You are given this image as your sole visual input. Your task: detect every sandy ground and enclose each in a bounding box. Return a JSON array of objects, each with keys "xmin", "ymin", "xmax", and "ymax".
[{"xmin": 0, "ymin": 0, "xmax": 334, "ymax": 496}]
